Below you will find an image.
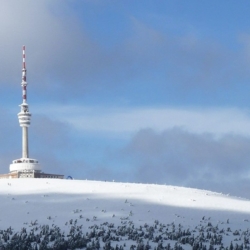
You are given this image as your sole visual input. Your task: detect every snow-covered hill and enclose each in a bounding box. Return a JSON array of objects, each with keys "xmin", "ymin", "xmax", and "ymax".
[{"xmin": 0, "ymin": 179, "xmax": 250, "ymax": 249}]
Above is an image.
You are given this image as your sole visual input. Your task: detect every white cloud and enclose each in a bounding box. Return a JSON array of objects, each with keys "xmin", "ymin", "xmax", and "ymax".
[
  {"xmin": 0, "ymin": 1, "xmax": 97, "ymax": 87},
  {"xmin": 33, "ymin": 105, "xmax": 250, "ymax": 137},
  {"xmin": 119, "ymin": 127, "xmax": 250, "ymax": 198}
]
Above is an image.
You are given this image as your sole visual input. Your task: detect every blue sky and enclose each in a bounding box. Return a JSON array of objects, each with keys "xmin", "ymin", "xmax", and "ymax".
[{"xmin": 1, "ymin": 1, "xmax": 250, "ymax": 198}]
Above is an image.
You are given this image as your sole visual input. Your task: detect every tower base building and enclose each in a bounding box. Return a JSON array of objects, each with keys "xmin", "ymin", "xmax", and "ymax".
[
  {"xmin": 3, "ymin": 158, "xmax": 64, "ymax": 179},
  {"xmin": 0, "ymin": 46, "xmax": 64, "ymax": 179}
]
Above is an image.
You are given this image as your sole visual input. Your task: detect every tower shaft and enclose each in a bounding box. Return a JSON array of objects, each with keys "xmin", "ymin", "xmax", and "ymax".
[{"xmin": 22, "ymin": 127, "xmax": 29, "ymax": 158}]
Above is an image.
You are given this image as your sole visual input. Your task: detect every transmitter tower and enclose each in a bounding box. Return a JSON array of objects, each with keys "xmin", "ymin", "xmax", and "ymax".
[
  {"xmin": 9, "ymin": 46, "xmax": 41, "ymax": 175},
  {"xmin": 0, "ymin": 46, "xmax": 64, "ymax": 179}
]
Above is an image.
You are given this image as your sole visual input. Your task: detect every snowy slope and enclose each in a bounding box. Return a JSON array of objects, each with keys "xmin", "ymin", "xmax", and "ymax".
[
  {"xmin": 0, "ymin": 179, "xmax": 250, "ymax": 249},
  {"xmin": 0, "ymin": 179, "xmax": 249, "ymax": 231}
]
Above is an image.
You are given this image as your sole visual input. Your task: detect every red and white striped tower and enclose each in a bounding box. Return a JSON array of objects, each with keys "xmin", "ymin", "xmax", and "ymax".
[{"xmin": 9, "ymin": 46, "xmax": 41, "ymax": 174}]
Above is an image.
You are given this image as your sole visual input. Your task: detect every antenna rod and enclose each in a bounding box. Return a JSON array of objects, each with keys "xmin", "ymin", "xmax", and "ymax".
[{"xmin": 22, "ymin": 45, "xmax": 27, "ymax": 103}]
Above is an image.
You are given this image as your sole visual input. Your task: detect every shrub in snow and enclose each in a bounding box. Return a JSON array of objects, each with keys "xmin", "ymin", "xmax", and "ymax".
[{"xmin": 0, "ymin": 216, "xmax": 249, "ymax": 249}]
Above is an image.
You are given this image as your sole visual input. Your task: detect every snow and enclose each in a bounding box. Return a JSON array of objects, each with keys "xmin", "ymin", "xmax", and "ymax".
[
  {"xmin": 0, "ymin": 178, "xmax": 250, "ymax": 248},
  {"xmin": 0, "ymin": 179, "xmax": 249, "ymax": 230}
]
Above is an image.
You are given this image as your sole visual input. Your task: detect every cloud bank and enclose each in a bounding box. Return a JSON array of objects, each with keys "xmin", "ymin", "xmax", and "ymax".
[
  {"xmin": 120, "ymin": 128, "xmax": 250, "ymax": 198},
  {"xmin": 34, "ymin": 105, "xmax": 250, "ymax": 137}
]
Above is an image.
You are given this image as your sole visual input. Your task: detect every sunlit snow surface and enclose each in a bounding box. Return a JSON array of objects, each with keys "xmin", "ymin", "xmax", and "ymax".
[
  {"xmin": 0, "ymin": 179, "xmax": 250, "ymax": 248},
  {"xmin": 0, "ymin": 179, "xmax": 249, "ymax": 229}
]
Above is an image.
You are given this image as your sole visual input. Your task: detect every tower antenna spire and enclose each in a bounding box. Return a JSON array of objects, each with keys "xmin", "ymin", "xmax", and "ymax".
[
  {"xmin": 22, "ymin": 45, "xmax": 27, "ymax": 104},
  {"xmin": 22, "ymin": 45, "xmax": 26, "ymax": 70}
]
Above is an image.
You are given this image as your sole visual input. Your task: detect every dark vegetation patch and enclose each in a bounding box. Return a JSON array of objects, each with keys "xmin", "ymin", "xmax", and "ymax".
[{"xmin": 0, "ymin": 218, "xmax": 249, "ymax": 250}]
